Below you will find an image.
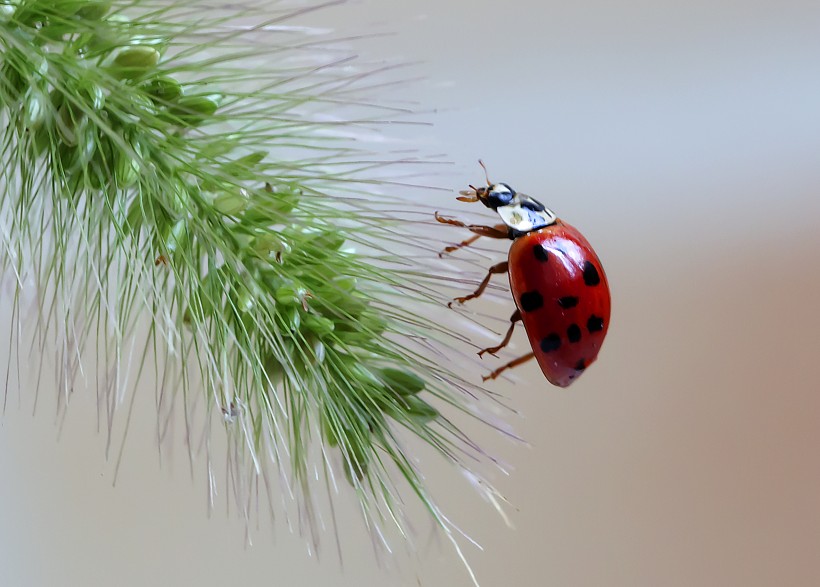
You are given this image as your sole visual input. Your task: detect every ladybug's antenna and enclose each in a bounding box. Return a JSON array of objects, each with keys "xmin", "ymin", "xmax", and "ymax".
[{"xmin": 478, "ymin": 159, "xmax": 491, "ymax": 186}]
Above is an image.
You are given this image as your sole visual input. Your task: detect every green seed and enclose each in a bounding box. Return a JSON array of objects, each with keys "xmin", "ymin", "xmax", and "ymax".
[
  {"xmin": 282, "ymin": 306, "xmax": 301, "ymax": 330},
  {"xmin": 81, "ymin": 83, "xmax": 105, "ymax": 111},
  {"xmin": 124, "ymin": 197, "xmax": 144, "ymax": 234},
  {"xmin": 236, "ymin": 289, "xmax": 254, "ymax": 313},
  {"xmin": 263, "ymin": 183, "xmax": 300, "ymax": 214},
  {"xmin": 378, "ymin": 368, "xmax": 425, "ymax": 396},
  {"xmin": 322, "ymin": 412, "xmax": 340, "ymax": 447},
  {"xmin": 75, "ymin": 123, "xmax": 97, "ymax": 167},
  {"xmin": 233, "ymin": 151, "xmax": 266, "ymax": 168},
  {"xmin": 304, "ymin": 314, "xmax": 335, "ymax": 338},
  {"xmin": 143, "ymin": 75, "xmax": 182, "ymax": 103},
  {"xmin": 23, "ymin": 89, "xmax": 48, "ymax": 130},
  {"xmin": 224, "ymin": 151, "xmax": 267, "ymax": 178},
  {"xmin": 165, "ymin": 219, "xmax": 188, "ymax": 253},
  {"xmin": 170, "ymin": 94, "xmax": 222, "ymax": 126},
  {"xmin": 0, "ymin": 4, "xmax": 16, "ymax": 22},
  {"xmin": 76, "ymin": 1, "xmax": 111, "ymax": 20},
  {"xmin": 32, "ymin": 124, "xmax": 52, "ymax": 156},
  {"xmin": 55, "ymin": 104, "xmax": 83, "ymax": 147},
  {"xmin": 403, "ymin": 396, "xmax": 439, "ymax": 423},
  {"xmin": 311, "ymin": 229, "xmax": 345, "ymax": 253},
  {"xmin": 275, "ymin": 282, "xmax": 307, "ymax": 306},
  {"xmin": 331, "ymin": 276, "xmax": 358, "ymax": 292},
  {"xmin": 251, "ymin": 233, "xmax": 284, "ymax": 257},
  {"xmin": 311, "ymin": 340, "xmax": 326, "ymax": 363},
  {"xmin": 85, "ymin": 14, "xmax": 130, "ymax": 54},
  {"xmin": 114, "ymin": 141, "xmax": 141, "ymax": 188},
  {"xmin": 114, "ymin": 46, "xmax": 160, "ymax": 68},
  {"xmin": 213, "ymin": 189, "xmax": 249, "ymax": 215},
  {"xmin": 112, "ymin": 46, "xmax": 160, "ymax": 79}
]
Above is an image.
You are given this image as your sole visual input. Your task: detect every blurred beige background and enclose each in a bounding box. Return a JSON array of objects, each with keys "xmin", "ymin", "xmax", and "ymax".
[{"xmin": 3, "ymin": 0, "xmax": 820, "ymax": 585}]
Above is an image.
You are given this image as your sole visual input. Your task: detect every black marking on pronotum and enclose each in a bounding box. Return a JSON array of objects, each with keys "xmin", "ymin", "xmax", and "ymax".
[
  {"xmin": 567, "ymin": 323, "xmax": 581, "ymax": 343},
  {"xmin": 575, "ymin": 359, "xmax": 587, "ymax": 371},
  {"xmin": 587, "ymin": 315, "xmax": 604, "ymax": 333},
  {"xmin": 540, "ymin": 333, "xmax": 561, "ymax": 353},
  {"xmin": 582, "ymin": 261, "xmax": 600, "ymax": 286},
  {"xmin": 557, "ymin": 296, "xmax": 579, "ymax": 309},
  {"xmin": 519, "ymin": 291, "xmax": 544, "ymax": 312},
  {"xmin": 533, "ymin": 244, "xmax": 549, "ymax": 262},
  {"xmin": 520, "ymin": 195, "xmax": 546, "ymax": 212}
]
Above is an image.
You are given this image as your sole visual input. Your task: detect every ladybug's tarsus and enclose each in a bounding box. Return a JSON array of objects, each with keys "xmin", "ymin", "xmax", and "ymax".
[
  {"xmin": 434, "ymin": 211, "xmax": 462, "ymax": 227},
  {"xmin": 478, "ymin": 309, "xmax": 522, "ymax": 358},
  {"xmin": 482, "ymin": 351, "xmax": 535, "ymax": 381},
  {"xmin": 451, "ymin": 261, "xmax": 509, "ymax": 305}
]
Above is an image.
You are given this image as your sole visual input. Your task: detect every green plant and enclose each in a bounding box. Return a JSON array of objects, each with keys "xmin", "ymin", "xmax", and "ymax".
[{"xmin": 0, "ymin": 1, "xmax": 508, "ymax": 580}]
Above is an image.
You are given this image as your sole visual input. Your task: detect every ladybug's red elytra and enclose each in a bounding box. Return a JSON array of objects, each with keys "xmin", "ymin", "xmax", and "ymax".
[{"xmin": 437, "ymin": 162, "xmax": 611, "ymax": 386}]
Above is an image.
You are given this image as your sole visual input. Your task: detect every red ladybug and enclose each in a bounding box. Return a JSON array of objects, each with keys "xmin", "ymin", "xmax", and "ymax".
[{"xmin": 437, "ymin": 163, "xmax": 610, "ymax": 386}]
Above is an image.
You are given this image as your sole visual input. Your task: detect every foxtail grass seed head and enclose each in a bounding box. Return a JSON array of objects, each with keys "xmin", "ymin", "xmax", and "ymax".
[{"xmin": 1, "ymin": 1, "xmax": 511, "ymax": 581}]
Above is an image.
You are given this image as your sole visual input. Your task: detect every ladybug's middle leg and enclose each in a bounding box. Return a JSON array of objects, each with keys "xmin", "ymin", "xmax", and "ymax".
[
  {"xmin": 449, "ymin": 261, "xmax": 509, "ymax": 307},
  {"xmin": 439, "ymin": 233, "xmax": 481, "ymax": 257},
  {"xmin": 478, "ymin": 309, "xmax": 521, "ymax": 358},
  {"xmin": 482, "ymin": 351, "xmax": 536, "ymax": 381}
]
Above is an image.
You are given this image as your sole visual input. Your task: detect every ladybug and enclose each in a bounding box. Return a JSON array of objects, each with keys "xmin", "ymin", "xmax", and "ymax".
[{"xmin": 437, "ymin": 162, "xmax": 610, "ymax": 386}]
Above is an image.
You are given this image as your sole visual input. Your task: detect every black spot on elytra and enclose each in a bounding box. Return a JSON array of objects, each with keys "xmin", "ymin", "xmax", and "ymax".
[
  {"xmin": 575, "ymin": 359, "xmax": 587, "ymax": 371},
  {"xmin": 567, "ymin": 323, "xmax": 581, "ymax": 343},
  {"xmin": 582, "ymin": 261, "xmax": 600, "ymax": 286},
  {"xmin": 557, "ymin": 296, "xmax": 579, "ymax": 309},
  {"xmin": 533, "ymin": 244, "xmax": 549, "ymax": 262},
  {"xmin": 539, "ymin": 333, "xmax": 561, "ymax": 353},
  {"xmin": 519, "ymin": 290, "xmax": 543, "ymax": 312},
  {"xmin": 587, "ymin": 315, "xmax": 604, "ymax": 333}
]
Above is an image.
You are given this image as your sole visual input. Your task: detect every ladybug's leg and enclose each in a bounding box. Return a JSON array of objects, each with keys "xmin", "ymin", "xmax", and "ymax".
[
  {"xmin": 478, "ymin": 309, "xmax": 521, "ymax": 358},
  {"xmin": 449, "ymin": 261, "xmax": 509, "ymax": 307},
  {"xmin": 482, "ymin": 352, "xmax": 535, "ymax": 382},
  {"xmin": 439, "ymin": 233, "xmax": 481, "ymax": 257},
  {"xmin": 435, "ymin": 212, "xmax": 509, "ymax": 244},
  {"xmin": 437, "ymin": 224, "xmax": 509, "ymax": 257}
]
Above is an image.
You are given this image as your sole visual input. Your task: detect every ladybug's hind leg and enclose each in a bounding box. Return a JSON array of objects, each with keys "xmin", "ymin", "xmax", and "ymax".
[
  {"xmin": 449, "ymin": 261, "xmax": 509, "ymax": 308},
  {"xmin": 482, "ymin": 352, "xmax": 535, "ymax": 382},
  {"xmin": 478, "ymin": 309, "xmax": 521, "ymax": 358}
]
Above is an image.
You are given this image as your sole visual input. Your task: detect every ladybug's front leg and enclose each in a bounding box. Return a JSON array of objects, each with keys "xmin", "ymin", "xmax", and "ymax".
[
  {"xmin": 449, "ymin": 261, "xmax": 509, "ymax": 308},
  {"xmin": 436, "ymin": 220, "xmax": 509, "ymax": 258},
  {"xmin": 482, "ymin": 352, "xmax": 535, "ymax": 382},
  {"xmin": 435, "ymin": 212, "xmax": 509, "ymax": 257},
  {"xmin": 478, "ymin": 309, "xmax": 521, "ymax": 358}
]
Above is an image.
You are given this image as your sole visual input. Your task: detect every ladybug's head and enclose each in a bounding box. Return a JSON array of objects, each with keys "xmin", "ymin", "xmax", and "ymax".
[
  {"xmin": 457, "ymin": 160, "xmax": 516, "ymax": 209},
  {"xmin": 472, "ymin": 183, "xmax": 516, "ymax": 209}
]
